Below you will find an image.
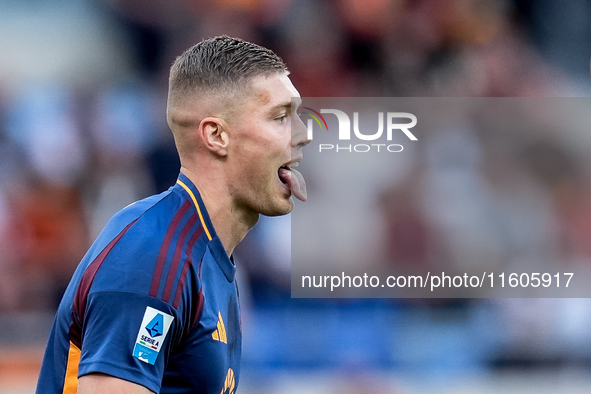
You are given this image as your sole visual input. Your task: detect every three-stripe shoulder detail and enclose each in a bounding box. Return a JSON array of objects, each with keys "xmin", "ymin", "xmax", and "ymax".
[{"xmin": 149, "ymin": 199, "xmax": 205, "ymax": 310}]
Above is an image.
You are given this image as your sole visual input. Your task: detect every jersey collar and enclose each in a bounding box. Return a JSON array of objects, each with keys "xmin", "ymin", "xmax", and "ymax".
[{"xmin": 175, "ymin": 173, "xmax": 236, "ymax": 283}]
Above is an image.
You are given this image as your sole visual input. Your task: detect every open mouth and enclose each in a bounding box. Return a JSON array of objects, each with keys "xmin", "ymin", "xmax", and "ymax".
[
  {"xmin": 278, "ymin": 163, "xmax": 294, "ymax": 184},
  {"xmin": 278, "ymin": 162, "xmax": 307, "ymax": 202}
]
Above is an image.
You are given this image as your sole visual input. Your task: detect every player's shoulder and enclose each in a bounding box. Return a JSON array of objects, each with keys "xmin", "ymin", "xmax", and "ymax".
[
  {"xmin": 87, "ymin": 184, "xmax": 208, "ymax": 300},
  {"xmin": 114, "ymin": 187, "xmax": 183, "ymax": 227},
  {"xmin": 98, "ymin": 185, "xmax": 199, "ymax": 259},
  {"xmin": 101, "ymin": 185, "xmax": 194, "ymax": 240}
]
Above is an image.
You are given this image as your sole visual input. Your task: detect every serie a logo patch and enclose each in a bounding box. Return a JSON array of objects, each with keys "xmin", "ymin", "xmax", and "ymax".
[{"xmin": 132, "ymin": 306, "xmax": 174, "ymax": 365}]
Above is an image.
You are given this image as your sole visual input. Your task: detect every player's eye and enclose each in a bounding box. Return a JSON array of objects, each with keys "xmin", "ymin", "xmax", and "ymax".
[{"xmin": 276, "ymin": 114, "xmax": 288, "ymax": 123}]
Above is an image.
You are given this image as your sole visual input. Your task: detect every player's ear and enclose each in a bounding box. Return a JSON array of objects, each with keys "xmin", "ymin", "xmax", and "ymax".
[{"xmin": 199, "ymin": 117, "xmax": 229, "ymax": 157}]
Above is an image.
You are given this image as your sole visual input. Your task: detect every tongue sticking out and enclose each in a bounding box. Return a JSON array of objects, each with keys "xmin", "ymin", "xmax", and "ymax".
[{"xmin": 278, "ymin": 167, "xmax": 307, "ymax": 202}]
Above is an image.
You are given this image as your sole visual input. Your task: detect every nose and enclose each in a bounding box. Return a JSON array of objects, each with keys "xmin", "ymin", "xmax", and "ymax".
[{"xmin": 291, "ymin": 112, "xmax": 311, "ymax": 148}]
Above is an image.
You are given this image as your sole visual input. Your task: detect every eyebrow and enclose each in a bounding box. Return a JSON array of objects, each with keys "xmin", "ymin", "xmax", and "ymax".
[
  {"xmin": 269, "ymin": 97, "xmax": 302, "ymax": 113},
  {"xmin": 269, "ymin": 101, "xmax": 291, "ymax": 113}
]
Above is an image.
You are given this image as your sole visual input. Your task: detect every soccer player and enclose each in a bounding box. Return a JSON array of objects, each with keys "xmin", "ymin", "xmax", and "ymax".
[{"xmin": 36, "ymin": 36, "xmax": 309, "ymax": 393}]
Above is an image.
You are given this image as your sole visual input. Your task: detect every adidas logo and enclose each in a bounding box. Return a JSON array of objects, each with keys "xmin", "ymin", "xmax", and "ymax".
[
  {"xmin": 212, "ymin": 311, "xmax": 227, "ymax": 344},
  {"xmin": 220, "ymin": 368, "xmax": 235, "ymax": 394}
]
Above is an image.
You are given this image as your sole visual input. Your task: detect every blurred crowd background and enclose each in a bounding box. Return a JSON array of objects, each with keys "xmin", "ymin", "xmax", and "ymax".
[{"xmin": 2, "ymin": 0, "xmax": 591, "ymax": 392}]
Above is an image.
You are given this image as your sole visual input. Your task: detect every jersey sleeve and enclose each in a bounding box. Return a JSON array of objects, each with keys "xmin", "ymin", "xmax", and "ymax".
[{"xmin": 77, "ymin": 290, "xmax": 184, "ymax": 393}]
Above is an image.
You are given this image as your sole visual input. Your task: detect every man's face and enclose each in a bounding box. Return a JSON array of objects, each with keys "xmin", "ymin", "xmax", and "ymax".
[{"xmin": 226, "ymin": 72, "xmax": 309, "ymax": 217}]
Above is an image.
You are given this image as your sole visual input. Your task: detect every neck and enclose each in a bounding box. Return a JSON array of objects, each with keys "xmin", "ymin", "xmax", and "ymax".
[{"xmin": 180, "ymin": 166, "xmax": 258, "ymax": 256}]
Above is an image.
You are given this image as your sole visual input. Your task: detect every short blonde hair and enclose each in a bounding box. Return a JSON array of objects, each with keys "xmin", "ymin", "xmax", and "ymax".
[{"xmin": 168, "ymin": 35, "xmax": 287, "ymax": 98}]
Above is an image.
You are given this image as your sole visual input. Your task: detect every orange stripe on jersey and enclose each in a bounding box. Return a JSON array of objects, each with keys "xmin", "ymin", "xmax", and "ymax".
[
  {"xmin": 177, "ymin": 180, "xmax": 212, "ymax": 241},
  {"xmin": 62, "ymin": 341, "xmax": 81, "ymax": 394}
]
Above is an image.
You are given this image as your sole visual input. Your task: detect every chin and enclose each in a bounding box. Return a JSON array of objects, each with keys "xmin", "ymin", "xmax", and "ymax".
[{"xmin": 259, "ymin": 198, "xmax": 293, "ymax": 217}]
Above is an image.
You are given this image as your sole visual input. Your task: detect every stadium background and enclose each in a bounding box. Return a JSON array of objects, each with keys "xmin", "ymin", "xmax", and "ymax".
[{"xmin": 2, "ymin": 0, "xmax": 591, "ymax": 392}]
